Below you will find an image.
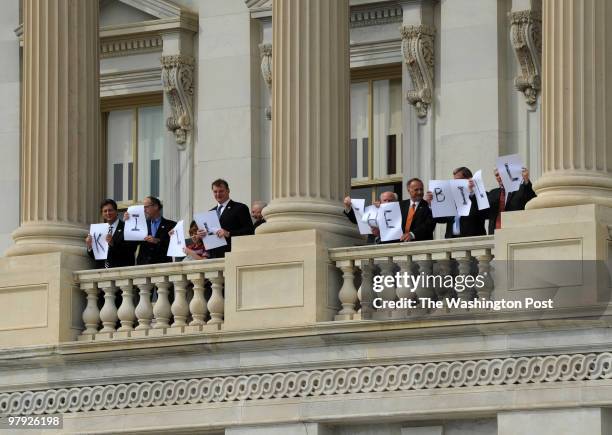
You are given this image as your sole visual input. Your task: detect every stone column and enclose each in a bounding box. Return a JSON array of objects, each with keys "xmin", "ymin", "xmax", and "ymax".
[
  {"xmin": 527, "ymin": 0, "xmax": 612, "ymax": 209},
  {"xmin": 6, "ymin": 0, "xmax": 100, "ymax": 257},
  {"xmin": 257, "ymin": 0, "xmax": 355, "ymax": 237}
]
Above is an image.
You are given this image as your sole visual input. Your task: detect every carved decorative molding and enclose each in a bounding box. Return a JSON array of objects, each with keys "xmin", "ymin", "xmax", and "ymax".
[
  {"xmin": 244, "ymin": 0, "xmax": 403, "ymax": 26},
  {"xmin": 100, "ymin": 68, "xmax": 162, "ymax": 97},
  {"xmin": 259, "ymin": 43, "xmax": 273, "ymax": 120},
  {"xmin": 100, "ymin": 35, "xmax": 163, "ymax": 58},
  {"xmin": 350, "ymin": 4, "xmax": 403, "ymax": 28},
  {"xmin": 2, "ymin": 352, "xmax": 611, "ymax": 415},
  {"xmin": 400, "ymin": 24, "xmax": 435, "ymax": 118},
  {"xmin": 161, "ymin": 55, "xmax": 194, "ymax": 148},
  {"xmin": 509, "ymin": 9, "xmax": 542, "ymax": 106}
]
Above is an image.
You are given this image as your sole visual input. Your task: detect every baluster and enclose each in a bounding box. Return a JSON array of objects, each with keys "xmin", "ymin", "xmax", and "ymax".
[
  {"xmin": 375, "ymin": 257, "xmax": 398, "ymax": 319},
  {"xmin": 115, "ymin": 279, "xmax": 136, "ymax": 335},
  {"xmin": 152, "ymin": 276, "xmax": 172, "ymax": 330},
  {"xmin": 187, "ymin": 273, "xmax": 208, "ymax": 329},
  {"xmin": 98, "ymin": 280, "xmax": 118, "ymax": 335},
  {"xmin": 473, "ymin": 248, "xmax": 494, "ymax": 300},
  {"xmin": 412, "ymin": 253, "xmax": 434, "ymax": 310},
  {"xmin": 170, "ymin": 274, "xmax": 190, "ymax": 330},
  {"xmin": 133, "ymin": 277, "xmax": 154, "ymax": 334},
  {"xmin": 80, "ymin": 282, "xmax": 99, "ymax": 338},
  {"xmin": 392, "ymin": 254, "xmax": 415, "ymax": 319},
  {"xmin": 205, "ymin": 270, "xmax": 224, "ymax": 327},
  {"xmin": 452, "ymin": 250, "xmax": 476, "ymax": 303},
  {"xmin": 356, "ymin": 259, "xmax": 376, "ymax": 319},
  {"xmin": 335, "ymin": 260, "xmax": 358, "ymax": 320},
  {"xmin": 432, "ymin": 252, "xmax": 453, "ymax": 309}
]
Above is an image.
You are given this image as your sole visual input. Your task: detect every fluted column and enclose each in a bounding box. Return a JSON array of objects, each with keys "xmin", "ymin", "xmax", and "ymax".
[
  {"xmin": 527, "ymin": 0, "xmax": 612, "ymax": 209},
  {"xmin": 7, "ymin": 0, "xmax": 100, "ymax": 257},
  {"xmin": 258, "ymin": 0, "xmax": 354, "ymax": 236}
]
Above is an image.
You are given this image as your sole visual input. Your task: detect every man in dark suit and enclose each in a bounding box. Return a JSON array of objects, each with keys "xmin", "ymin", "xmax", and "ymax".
[
  {"xmin": 425, "ymin": 167, "xmax": 488, "ymax": 238},
  {"xmin": 86, "ymin": 199, "xmax": 137, "ymax": 268},
  {"xmin": 204, "ymin": 179, "xmax": 254, "ymax": 258},
  {"xmin": 487, "ymin": 167, "xmax": 536, "ymax": 234},
  {"xmin": 399, "ymin": 178, "xmax": 435, "ymax": 241},
  {"xmin": 251, "ymin": 200, "xmax": 267, "ymax": 229},
  {"xmin": 132, "ymin": 196, "xmax": 176, "ymax": 265}
]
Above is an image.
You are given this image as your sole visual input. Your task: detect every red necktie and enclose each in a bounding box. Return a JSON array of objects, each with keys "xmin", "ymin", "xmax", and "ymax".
[{"xmin": 495, "ymin": 188, "xmax": 505, "ymax": 230}]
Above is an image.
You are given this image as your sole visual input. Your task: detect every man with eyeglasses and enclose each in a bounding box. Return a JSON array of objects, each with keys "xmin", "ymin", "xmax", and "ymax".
[{"xmin": 125, "ymin": 196, "xmax": 176, "ymax": 265}]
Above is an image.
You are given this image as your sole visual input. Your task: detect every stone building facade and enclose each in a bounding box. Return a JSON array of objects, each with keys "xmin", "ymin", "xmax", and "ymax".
[{"xmin": 1, "ymin": 0, "xmax": 612, "ymax": 434}]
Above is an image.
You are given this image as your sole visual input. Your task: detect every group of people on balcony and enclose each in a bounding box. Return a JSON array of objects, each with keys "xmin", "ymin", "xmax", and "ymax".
[
  {"xmin": 85, "ymin": 166, "xmax": 535, "ymax": 269},
  {"xmin": 85, "ymin": 179, "xmax": 262, "ymax": 269},
  {"xmin": 344, "ymin": 166, "xmax": 536, "ymax": 243}
]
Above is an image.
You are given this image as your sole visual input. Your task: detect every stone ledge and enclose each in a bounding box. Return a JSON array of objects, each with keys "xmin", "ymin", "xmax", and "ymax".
[{"xmin": 1, "ymin": 352, "xmax": 611, "ymax": 418}]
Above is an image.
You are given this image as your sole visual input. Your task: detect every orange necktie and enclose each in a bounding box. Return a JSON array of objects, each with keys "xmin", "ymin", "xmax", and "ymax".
[{"xmin": 405, "ymin": 203, "xmax": 416, "ymax": 233}]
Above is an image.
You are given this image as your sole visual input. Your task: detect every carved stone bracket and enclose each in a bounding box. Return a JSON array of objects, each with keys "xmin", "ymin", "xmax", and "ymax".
[
  {"xmin": 400, "ymin": 24, "xmax": 435, "ymax": 118},
  {"xmin": 161, "ymin": 54, "xmax": 194, "ymax": 148},
  {"xmin": 509, "ymin": 9, "xmax": 542, "ymax": 106},
  {"xmin": 259, "ymin": 42, "xmax": 272, "ymax": 120}
]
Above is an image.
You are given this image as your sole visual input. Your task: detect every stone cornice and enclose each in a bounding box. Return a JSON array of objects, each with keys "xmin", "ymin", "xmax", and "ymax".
[
  {"xmin": 2, "ymin": 352, "xmax": 611, "ymax": 416},
  {"xmin": 350, "ymin": 2, "xmax": 403, "ymax": 28},
  {"xmin": 15, "ymin": 15, "xmax": 197, "ymax": 50},
  {"xmin": 247, "ymin": 0, "xmax": 403, "ymax": 28},
  {"xmin": 100, "ymin": 34, "xmax": 163, "ymax": 58},
  {"xmin": 100, "ymin": 68, "xmax": 162, "ymax": 97}
]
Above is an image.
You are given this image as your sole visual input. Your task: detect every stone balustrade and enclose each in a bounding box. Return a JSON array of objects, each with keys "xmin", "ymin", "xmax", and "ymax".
[
  {"xmin": 329, "ymin": 236, "xmax": 495, "ymax": 320},
  {"xmin": 75, "ymin": 259, "xmax": 225, "ymax": 340}
]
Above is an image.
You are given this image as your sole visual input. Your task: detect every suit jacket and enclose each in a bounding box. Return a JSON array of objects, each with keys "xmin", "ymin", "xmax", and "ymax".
[
  {"xmin": 487, "ymin": 181, "xmax": 536, "ymax": 234},
  {"xmin": 136, "ymin": 217, "xmax": 177, "ymax": 265},
  {"xmin": 399, "ymin": 200, "xmax": 435, "ymax": 241},
  {"xmin": 88, "ymin": 220, "xmax": 137, "ymax": 268},
  {"xmin": 207, "ymin": 200, "xmax": 254, "ymax": 258},
  {"xmin": 435, "ymin": 194, "xmax": 487, "ymax": 239}
]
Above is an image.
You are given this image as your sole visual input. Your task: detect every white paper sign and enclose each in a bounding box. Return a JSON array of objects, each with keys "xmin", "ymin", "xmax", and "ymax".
[
  {"xmin": 428, "ymin": 180, "xmax": 456, "ymax": 218},
  {"xmin": 449, "ymin": 179, "xmax": 472, "ymax": 217},
  {"xmin": 376, "ymin": 202, "xmax": 403, "ymax": 242},
  {"xmin": 361, "ymin": 205, "xmax": 379, "ymax": 228},
  {"xmin": 167, "ymin": 220, "xmax": 186, "ymax": 257},
  {"xmin": 194, "ymin": 211, "xmax": 228, "ymax": 250},
  {"xmin": 351, "ymin": 198, "xmax": 372, "ymax": 235},
  {"xmin": 124, "ymin": 205, "xmax": 147, "ymax": 241},
  {"xmin": 472, "ymin": 170, "xmax": 490, "ymax": 210},
  {"xmin": 89, "ymin": 223, "xmax": 110, "ymax": 260},
  {"xmin": 496, "ymin": 153, "xmax": 523, "ymax": 193}
]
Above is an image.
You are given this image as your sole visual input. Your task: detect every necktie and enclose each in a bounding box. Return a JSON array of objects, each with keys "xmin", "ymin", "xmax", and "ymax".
[
  {"xmin": 404, "ymin": 203, "xmax": 416, "ymax": 233},
  {"xmin": 104, "ymin": 225, "xmax": 112, "ymax": 269},
  {"xmin": 216, "ymin": 205, "xmax": 222, "ymax": 218},
  {"xmin": 495, "ymin": 188, "xmax": 505, "ymax": 230}
]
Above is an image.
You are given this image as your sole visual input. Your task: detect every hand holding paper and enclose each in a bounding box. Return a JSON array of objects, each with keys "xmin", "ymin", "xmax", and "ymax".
[
  {"xmin": 166, "ymin": 220, "xmax": 186, "ymax": 257},
  {"xmin": 124, "ymin": 205, "xmax": 147, "ymax": 241},
  {"xmin": 472, "ymin": 170, "xmax": 490, "ymax": 210},
  {"xmin": 350, "ymin": 198, "xmax": 372, "ymax": 235},
  {"xmin": 89, "ymin": 223, "xmax": 110, "ymax": 260},
  {"xmin": 194, "ymin": 211, "xmax": 228, "ymax": 250},
  {"xmin": 496, "ymin": 154, "xmax": 524, "ymax": 193}
]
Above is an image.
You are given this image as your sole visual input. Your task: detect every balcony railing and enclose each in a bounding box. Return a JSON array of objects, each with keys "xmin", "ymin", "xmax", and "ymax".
[
  {"xmin": 75, "ymin": 259, "xmax": 225, "ymax": 340},
  {"xmin": 75, "ymin": 236, "xmax": 494, "ymax": 340},
  {"xmin": 329, "ymin": 236, "xmax": 495, "ymax": 321}
]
